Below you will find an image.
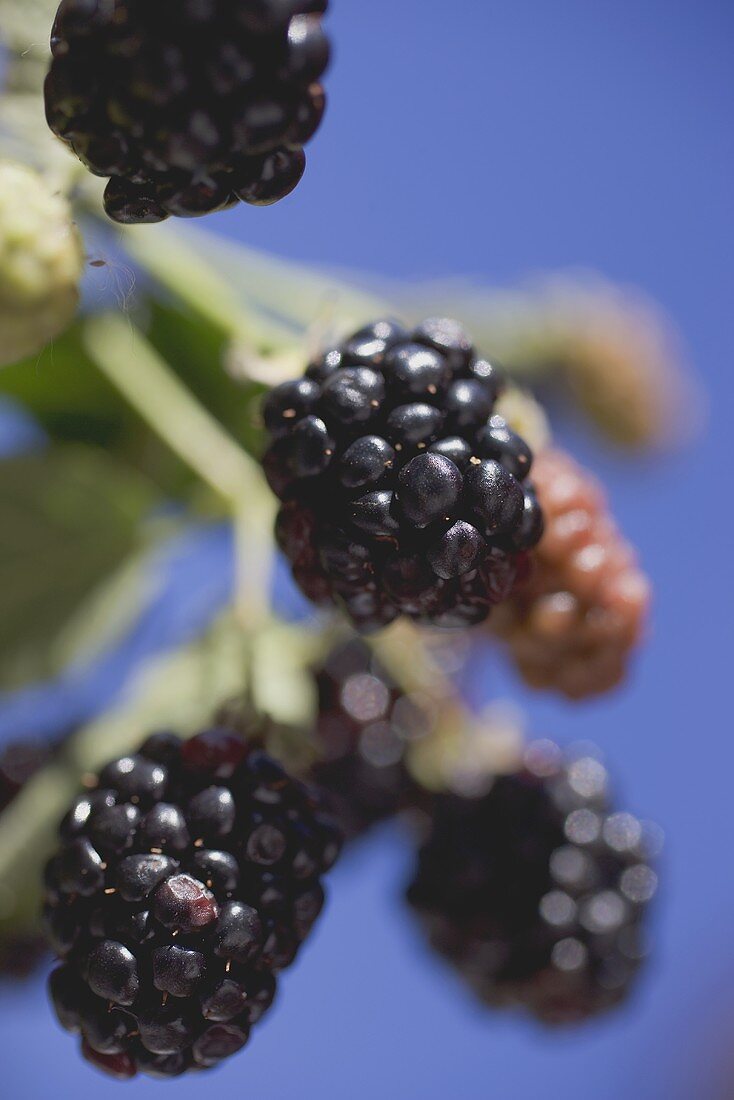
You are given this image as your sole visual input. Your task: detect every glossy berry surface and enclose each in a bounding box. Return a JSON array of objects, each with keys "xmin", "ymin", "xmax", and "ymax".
[
  {"xmin": 406, "ymin": 743, "xmax": 658, "ymax": 1024},
  {"xmin": 45, "ymin": 0, "xmax": 331, "ymax": 224},
  {"xmin": 44, "ymin": 727, "xmax": 342, "ymax": 1079},
  {"xmin": 265, "ymin": 318, "xmax": 542, "ymax": 630}
]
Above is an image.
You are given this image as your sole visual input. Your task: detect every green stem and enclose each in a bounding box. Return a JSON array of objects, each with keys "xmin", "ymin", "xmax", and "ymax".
[
  {"xmin": 83, "ymin": 313, "xmax": 275, "ymax": 629},
  {"xmin": 117, "ymin": 225, "xmax": 295, "ymax": 353}
]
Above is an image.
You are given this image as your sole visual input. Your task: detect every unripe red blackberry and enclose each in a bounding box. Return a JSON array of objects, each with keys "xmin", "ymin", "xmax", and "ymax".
[
  {"xmin": 266, "ymin": 319, "xmax": 542, "ymax": 631},
  {"xmin": 45, "ymin": 0, "xmax": 330, "ymax": 224},
  {"xmin": 407, "ymin": 742, "xmax": 659, "ymax": 1024},
  {"xmin": 309, "ymin": 639, "xmax": 430, "ymax": 839},
  {"xmin": 491, "ymin": 449, "xmax": 650, "ymax": 698},
  {"xmin": 44, "ymin": 729, "xmax": 342, "ymax": 1079}
]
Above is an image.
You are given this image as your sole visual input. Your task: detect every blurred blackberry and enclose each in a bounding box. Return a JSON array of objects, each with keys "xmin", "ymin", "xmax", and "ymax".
[
  {"xmin": 45, "ymin": 0, "xmax": 331, "ymax": 224},
  {"xmin": 407, "ymin": 742, "xmax": 658, "ymax": 1024},
  {"xmin": 0, "ymin": 741, "xmax": 55, "ymax": 979},
  {"xmin": 266, "ymin": 318, "xmax": 542, "ymax": 631},
  {"xmin": 309, "ymin": 639, "xmax": 429, "ymax": 839},
  {"xmin": 0, "ymin": 740, "xmax": 53, "ymax": 812},
  {"xmin": 44, "ymin": 728, "xmax": 342, "ymax": 1079}
]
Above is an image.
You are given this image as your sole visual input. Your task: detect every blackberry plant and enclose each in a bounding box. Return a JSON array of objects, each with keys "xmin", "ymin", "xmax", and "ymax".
[
  {"xmin": 45, "ymin": 0, "xmax": 331, "ymax": 223},
  {"xmin": 407, "ymin": 742, "xmax": 658, "ymax": 1024},
  {"xmin": 44, "ymin": 729, "xmax": 342, "ymax": 1079},
  {"xmin": 267, "ymin": 318, "xmax": 543, "ymax": 631}
]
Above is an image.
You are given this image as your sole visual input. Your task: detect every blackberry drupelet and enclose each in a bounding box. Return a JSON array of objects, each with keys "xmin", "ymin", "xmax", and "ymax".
[
  {"xmin": 45, "ymin": 0, "xmax": 331, "ymax": 224},
  {"xmin": 406, "ymin": 742, "xmax": 658, "ymax": 1024},
  {"xmin": 266, "ymin": 318, "xmax": 542, "ymax": 631},
  {"xmin": 44, "ymin": 729, "xmax": 342, "ymax": 1079},
  {"xmin": 309, "ymin": 639, "xmax": 429, "ymax": 839}
]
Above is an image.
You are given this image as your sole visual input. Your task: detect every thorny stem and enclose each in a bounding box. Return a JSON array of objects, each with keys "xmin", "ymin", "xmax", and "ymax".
[{"xmin": 83, "ymin": 313, "xmax": 276, "ymax": 631}]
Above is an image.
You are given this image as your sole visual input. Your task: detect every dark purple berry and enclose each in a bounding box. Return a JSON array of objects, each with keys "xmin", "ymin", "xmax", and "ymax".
[
  {"xmin": 397, "ymin": 453, "xmax": 463, "ymax": 528},
  {"xmin": 116, "ymin": 853, "xmax": 178, "ymax": 903},
  {"xmin": 138, "ymin": 804, "xmax": 190, "ymax": 853},
  {"xmin": 191, "ymin": 849, "xmax": 240, "ymax": 894},
  {"xmin": 427, "ymin": 520, "xmax": 484, "ymax": 579},
  {"xmin": 44, "ymin": 731, "xmax": 341, "ymax": 1077},
  {"xmin": 245, "ymin": 822, "xmax": 288, "ymax": 865},
  {"xmin": 152, "ymin": 946, "xmax": 207, "ymax": 997},
  {"xmin": 476, "ymin": 415, "xmax": 533, "ymax": 480},
  {"xmin": 263, "ymin": 379, "xmax": 320, "ymax": 436},
  {"xmin": 413, "ymin": 317, "xmax": 474, "ymax": 372},
  {"xmin": 384, "ymin": 343, "xmax": 451, "ymax": 399},
  {"xmin": 428, "ymin": 436, "xmax": 473, "ymax": 470},
  {"xmin": 46, "ymin": 0, "xmax": 330, "ymax": 224},
  {"xmin": 338, "ymin": 435, "xmax": 395, "ymax": 489},
  {"xmin": 465, "ymin": 357, "xmax": 504, "ymax": 400},
  {"xmin": 99, "ymin": 756, "xmax": 167, "ymax": 806},
  {"xmin": 350, "ymin": 490, "xmax": 400, "ymax": 537},
  {"xmin": 81, "ymin": 1004, "xmax": 134, "ymax": 1055},
  {"xmin": 153, "ymin": 874, "xmax": 219, "ymax": 933},
  {"xmin": 88, "ymin": 804, "xmax": 141, "ymax": 854},
  {"xmin": 187, "ymin": 786, "xmax": 236, "ymax": 840},
  {"xmin": 386, "ymin": 403, "xmax": 444, "ymax": 448},
  {"xmin": 445, "ymin": 379, "xmax": 494, "ymax": 431},
  {"xmin": 237, "ymin": 147, "xmax": 307, "ymax": 205},
  {"xmin": 513, "ymin": 488, "xmax": 545, "ymax": 550},
  {"xmin": 57, "ymin": 838, "xmax": 105, "ymax": 896},
  {"xmin": 192, "ymin": 1023, "xmax": 250, "ymax": 1068},
  {"xmin": 284, "ymin": 415, "xmax": 335, "ymax": 478},
  {"xmin": 82, "ymin": 1040, "xmax": 137, "ymax": 1080},
  {"xmin": 321, "ymin": 368, "xmax": 385, "ymax": 426},
  {"xmin": 214, "ymin": 901, "xmax": 263, "ymax": 963},
  {"xmin": 86, "ymin": 940, "xmax": 139, "ymax": 1005},
  {"xmin": 103, "ymin": 178, "xmax": 169, "ymax": 224},
  {"xmin": 138, "ymin": 1005, "xmax": 196, "ymax": 1055},
  {"xmin": 181, "ymin": 729, "xmax": 248, "ymax": 778},
  {"xmin": 465, "ymin": 460, "xmax": 525, "ymax": 535}
]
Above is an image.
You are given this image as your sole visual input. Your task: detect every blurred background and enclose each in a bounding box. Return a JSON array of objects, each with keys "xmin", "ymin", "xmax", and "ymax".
[{"xmin": 1, "ymin": 0, "xmax": 733, "ymax": 1097}]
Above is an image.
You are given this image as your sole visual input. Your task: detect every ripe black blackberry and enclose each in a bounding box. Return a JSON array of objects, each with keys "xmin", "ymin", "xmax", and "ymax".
[
  {"xmin": 45, "ymin": 0, "xmax": 330, "ymax": 224},
  {"xmin": 406, "ymin": 743, "xmax": 658, "ymax": 1024},
  {"xmin": 44, "ymin": 729, "xmax": 342, "ymax": 1079},
  {"xmin": 309, "ymin": 639, "xmax": 429, "ymax": 839},
  {"xmin": 266, "ymin": 318, "xmax": 542, "ymax": 631}
]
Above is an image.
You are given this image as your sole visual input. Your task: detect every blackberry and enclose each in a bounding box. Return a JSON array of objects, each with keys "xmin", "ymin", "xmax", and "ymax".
[
  {"xmin": 45, "ymin": 0, "xmax": 331, "ymax": 224},
  {"xmin": 491, "ymin": 448, "xmax": 650, "ymax": 698},
  {"xmin": 44, "ymin": 729, "xmax": 342, "ymax": 1078},
  {"xmin": 266, "ymin": 319, "xmax": 542, "ymax": 631},
  {"xmin": 406, "ymin": 743, "xmax": 658, "ymax": 1024},
  {"xmin": 308, "ymin": 639, "xmax": 429, "ymax": 839}
]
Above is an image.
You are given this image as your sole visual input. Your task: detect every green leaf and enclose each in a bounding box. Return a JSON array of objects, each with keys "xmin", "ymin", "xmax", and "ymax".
[
  {"xmin": 0, "ymin": 445, "xmax": 158, "ymax": 689},
  {"xmin": 0, "ymin": 303, "xmax": 268, "ymax": 493}
]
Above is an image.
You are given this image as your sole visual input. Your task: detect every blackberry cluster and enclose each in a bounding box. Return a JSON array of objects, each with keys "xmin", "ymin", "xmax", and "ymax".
[
  {"xmin": 310, "ymin": 639, "xmax": 428, "ymax": 839},
  {"xmin": 266, "ymin": 318, "xmax": 543, "ymax": 631},
  {"xmin": 491, "ymin": 449, "xmax": 650, "ymax": 699},
  {"xmin": 45, "ymin": 0, "xmax": 330, "ymax": 224},
  {"xmin": 407, "ymin": 743, "xmax": 658, "ymax": 1024},
  {"xmin": 43, "ymin": 730, "xmax": 341, "ymax": 1079}
]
